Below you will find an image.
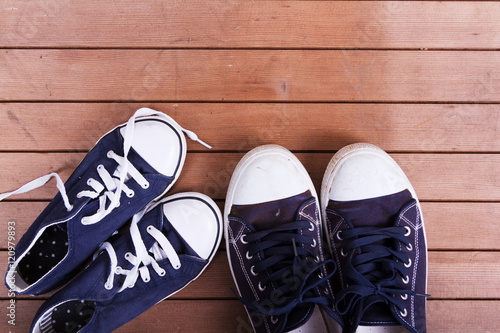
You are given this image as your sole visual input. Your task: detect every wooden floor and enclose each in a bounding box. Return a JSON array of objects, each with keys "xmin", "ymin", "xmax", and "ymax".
[{"xmin": 1, "ymin": 1, "xmax": 499, "ymax": 332}]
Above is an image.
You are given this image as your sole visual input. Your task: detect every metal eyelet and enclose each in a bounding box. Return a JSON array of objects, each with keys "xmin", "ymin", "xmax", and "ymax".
[
  {"xmin": 401, "ymin": 293, "xmax": 408, "ymax": 300},
  {"xmin": 250, "ymin": 265, "xmax": 258, "ymax": 276},
  {"xmin": 258, "ymin": 281, "xmax": 266, "ymax": 292},
  {"xmin": 336, "ymin": 230, "xmax": 343, "ymax": 241},
  {"xmin": 311, "ymin": 239, "xmax": 317, "ymax": 248},
  {"xmin": 314, "ymin": 255, "xmax": 320, "ymax": 263},
  {"xmin": 246, "ymin": 251, "xmax": 253, "ymax": 260},
  {"xmin": 308, "ymin": 222, "xmax": 315, "ymax": 231},
  {"xmin": 270, "ymin": 316, "xmax": 278, "ymax": 324},
  {"xmin": 406, "ymin": 243, "xmax": 413, "ymax": 251},
  {"xmin": 404, "ymin": 226, "xmax": 411, "ymax": 237},
  {"xmin": 400, "ymin": 308, "xmax": 408, "ymax": 317},
  {"xmin": 402, "ymin": 275, "xmax": 410, "ymax": 284},
  {"xmin": 405, "ymin": 258, "xmax": 412, "ymax": 268},
  {"xmin": 341, "ymin": 248, "xmax": 348, "ymax": 257},
  {"xmin": 240, "ymin": 234, "xmax": 249, "ymax": 244}
]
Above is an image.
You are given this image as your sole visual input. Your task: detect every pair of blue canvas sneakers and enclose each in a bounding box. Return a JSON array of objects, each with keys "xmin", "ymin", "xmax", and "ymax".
[
  {"xmin": 1, "ymin": 108, "xmax": 428, "ymax": 333},
  {"xmin": 0, "ymin": 108, "xmax": 222, "ymax": 332},
  {"xmin": 225, "ymin": 144, "xmax": 429, "ymax": 333}
]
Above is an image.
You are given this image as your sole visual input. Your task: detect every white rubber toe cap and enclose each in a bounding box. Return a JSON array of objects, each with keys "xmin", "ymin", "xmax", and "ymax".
[
  {"xmin": 162, "ymin": 193, "xmax": 222, "ymax": 260},
  {"xmin": 228, "ymin": 145, "xmax": 315, "ymax": 206},
  {"xmin": 120, "ymin": 118, "xmax": 185, "ymax": 177},
  {"xmin": 323, "ymin": 143, "xmax": 415, "ymax": 202}
]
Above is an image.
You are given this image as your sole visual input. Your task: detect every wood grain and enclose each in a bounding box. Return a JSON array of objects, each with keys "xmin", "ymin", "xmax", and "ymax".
[
  {"xmin": 1, "ymin": 103, "xmax": 498, "ymax": 152},
  {"xmin": 2, "ymin": 50, "xmax": 500, "ymax": 102},
  {"xmin": 2, "ymin": 1, "xmax": 500, "ymax": 49}
]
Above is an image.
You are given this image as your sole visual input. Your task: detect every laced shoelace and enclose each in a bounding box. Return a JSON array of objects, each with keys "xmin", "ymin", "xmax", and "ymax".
[
  {"xmin": 0, "ymin": 107, "xmax": 210, "ymax": 226},
  {"xmin": 334, "ymin": 226, "xmax": 429, "ymax": 323},
  {"xmin": 96, "ymin": 202, "xmax": 180, "ymax": 292},
  {"xmin": 233, "ymin": 219, "xmax": 335, "ymax": 316}
]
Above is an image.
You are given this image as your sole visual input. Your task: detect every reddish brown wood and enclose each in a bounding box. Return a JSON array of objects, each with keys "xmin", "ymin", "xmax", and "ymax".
[
  {"xmin": 0, "ymin": 103, "xmax": 498, "ymax": 152},
  {"xmin": 2, "ymin": 50, "xmax": 500, "ymax": 102},
  {"xmin": 2, "ymin": 1, "xmax": 500, "ymax": 49}
]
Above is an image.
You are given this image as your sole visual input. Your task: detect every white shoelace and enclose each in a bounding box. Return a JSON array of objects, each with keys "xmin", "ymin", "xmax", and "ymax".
[
  {"xmin": 0, "ymin": 107, "xmax": 210, "ymax": 226},
  {"xmin": 96, "ymin": 202, "xmax": 180, "ymax": 292}
]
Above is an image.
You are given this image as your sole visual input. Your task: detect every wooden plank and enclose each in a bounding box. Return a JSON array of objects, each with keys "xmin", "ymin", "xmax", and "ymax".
[
  {"xmin": 2, "ymin": 50, "xmax": 500, "ymax": 102},
  {"xmin": 426, "ymin": 300, "xmax": 500, "ymax": 333},
  {"xmin": 2, "ymin": 1, "xmax": 500, "ymax": 49},
  {"xmin": 423, "ymin": 202, "xmax": 500, "ymax": 251},
  {"xmin": 1, "ymin": 299, "xmax": 499, "ymax": 332},
  {"xmin": 0, "ymin": 153, "xmax": 497, "ymax": 201},
  {"xmin": 2, "ymin": 202, "xmax": 499, "ymax": 251},
  {"xmin": 427, "ymin": 252, "xmax": 500, "ymax": 299},
  {"xmin": 1, "ymin": 103, "xmax": 498, "ymax": 152}
]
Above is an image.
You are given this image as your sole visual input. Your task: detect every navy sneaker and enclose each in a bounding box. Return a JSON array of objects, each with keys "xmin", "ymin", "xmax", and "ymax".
[
  {"xmin": 321, "ymin": 143, "xmax": 429, "ymax": 333},
  {"xmin": 1, "ymin": 107, "xmax": 210, "ymax": 295},
  {"xmin": 225, "ymin": 145, "xmax": 343, "ymax": 333},
  {"xmin": 29, "ymin": 192, "xmax": 222, "ymax": 333}
]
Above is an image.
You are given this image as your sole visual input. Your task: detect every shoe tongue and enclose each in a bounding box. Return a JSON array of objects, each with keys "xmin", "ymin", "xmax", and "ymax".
[
  {"xmin": 329, "ymin": 189, "xmax": 413, "ymax": 228},
  {"xmin": 285, "ymin": 303, "xmax": 316, "ymax": 330},
  {"xmin": 360, "ymin": 301, "xmax": 397, "ymax": 325},
  {"xmin": 230, "ymin": 190, "xmax": 312, "ymax": 231},
  {"xmin": 328, "ymin": 190, "xmax": 414, "ymax": 326}
]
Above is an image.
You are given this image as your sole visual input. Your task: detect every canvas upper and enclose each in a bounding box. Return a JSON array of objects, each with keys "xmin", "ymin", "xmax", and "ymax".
[
  {"xmin": 30, "ymin": 192, "xmax": 222, "ymax": 333},
  {"xmin": 321, "ymin": 143, "xmax": 428, "ymax": 333},
  {"xmin": 225, "ymin": 145, "xmax": 343, "ymax": 333},
  {"xmin": 2, "ymin": 107, "xmax": 210, "ymax": 295}
]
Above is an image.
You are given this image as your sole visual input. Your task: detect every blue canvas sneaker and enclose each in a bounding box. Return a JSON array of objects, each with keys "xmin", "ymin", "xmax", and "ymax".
[
  {"xmin": 1, "ymin": 107, "xmax": 210, "ymax": 295},
  {"xmin": 321, "ymin": 143, "xmax": 429, "ymax": 333},
  {"xmin": 29, "ymin": 192, "xmax": 222, "ymax": 333},
  {"xmin": 225, "ymin": 145, "xmax": 343, "ymax": 333}
]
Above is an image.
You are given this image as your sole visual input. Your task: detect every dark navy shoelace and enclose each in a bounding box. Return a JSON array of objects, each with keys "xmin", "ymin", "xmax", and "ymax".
[
  {"xmin": 234, "ymin": 220, "xmax": 335, "ymax": 316},
  {"xmin": 334, "ymin": 226, "xmax": 428, "ymax": 325}
]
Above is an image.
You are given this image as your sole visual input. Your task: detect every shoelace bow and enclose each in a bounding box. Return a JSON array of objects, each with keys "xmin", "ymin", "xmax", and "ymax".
[
  {"xmin": 235, "ymin": 220, "xmax": 335, "ymax": 316},
  {"xmin": 335, "ymin": 226, "xmax": 429, "ymax": 322},
  {"xmin": 0, "ymin": 108, "xmax": 210, "ymax": 226},
  {"xmin": 97, "ymin": 202, "xmax": 180, "ymax": 292}
]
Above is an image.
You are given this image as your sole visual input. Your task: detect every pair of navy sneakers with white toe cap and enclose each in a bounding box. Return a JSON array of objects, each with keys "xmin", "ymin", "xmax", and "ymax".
[
  {"xmin": 224, "ymin": 144, "xmax": 428, "ymax": 333},
  {"xmin": 0, "ymin": 108, "xmax": 222, "ymax": 332}
]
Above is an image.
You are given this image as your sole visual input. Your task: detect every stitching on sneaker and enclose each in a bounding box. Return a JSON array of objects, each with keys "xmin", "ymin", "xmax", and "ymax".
[{"xmin": 228, "ymin": 217, "xmax": 260, "ymax": 301}]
